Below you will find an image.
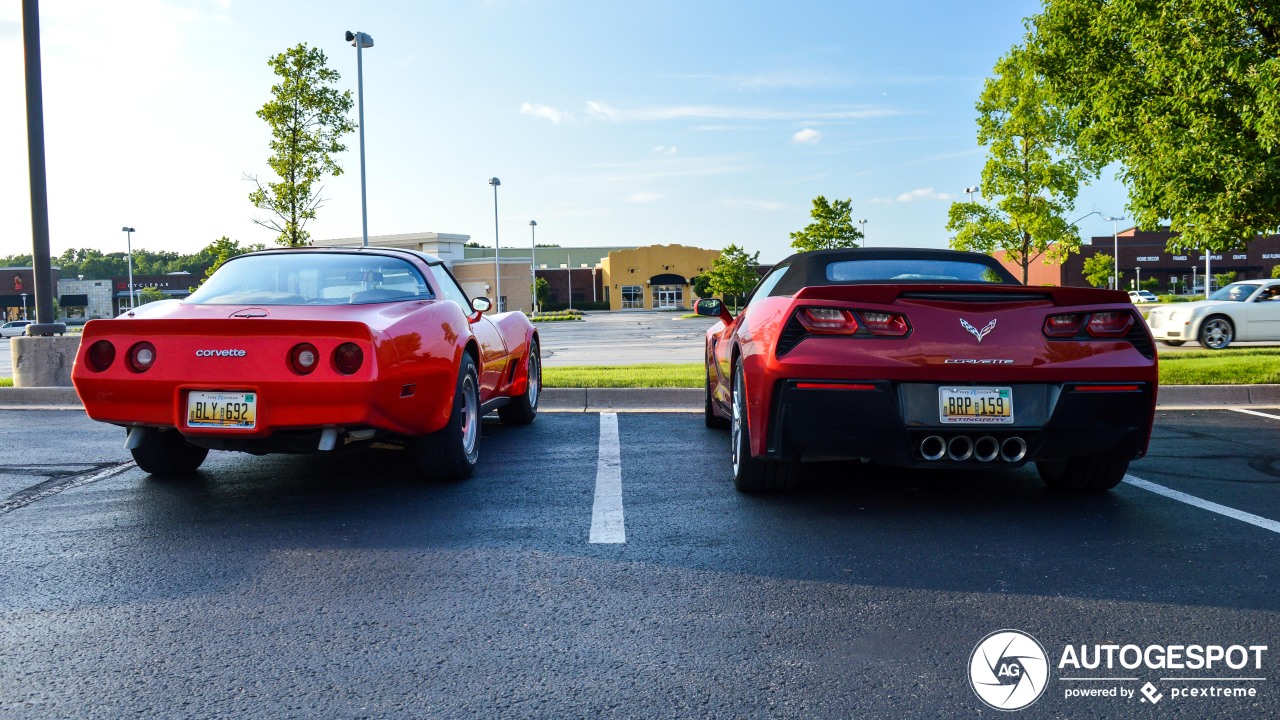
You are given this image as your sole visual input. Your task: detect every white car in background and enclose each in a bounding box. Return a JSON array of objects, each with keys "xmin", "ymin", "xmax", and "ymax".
[
  {"xmin": 1, "ymin": 320, "xmax": 33, "ymax": 338},
  {"xmin": 1128, "ymin": 290, "xmax": 1159, "ymax": 303},
  {"xmin": 1145, "ymin": 280, "xmax": 1280, "ymax": 349}
]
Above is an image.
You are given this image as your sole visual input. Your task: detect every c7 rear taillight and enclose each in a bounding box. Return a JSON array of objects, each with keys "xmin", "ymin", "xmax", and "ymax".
[
  {"xmin": 1043, "ymin": 313, "xmax": 1087, "ymax": 337},
  {"xmin": 333, "ymin": 343, "xmax": 364, "ymax": 375},
  {"xmin": 127, "ymin": 342, "xmax": 156, "ymax": 373},
  {"xmin": 860, "ymin": 311, "xmax": 910, "ymax": 337},
  {"xmin": 289, "ymin": 343, "xmax": 319, "ymax": 375},
  {"xmin": 797, "ymin": 307, "xmax": 859, "ymax": 335},
  {"xmin": 1086, "ymin": 311, "xmax": 1135, "ymax": 337},
  {"xmin": 87, "ymin": 340, "xmax": 115, "ymax": 372}
]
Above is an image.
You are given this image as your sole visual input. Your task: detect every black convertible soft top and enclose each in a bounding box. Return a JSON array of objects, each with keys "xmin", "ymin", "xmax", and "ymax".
[{"xmin": 763, "ymin": 247, "xmax": 1021, "ymax": 298}]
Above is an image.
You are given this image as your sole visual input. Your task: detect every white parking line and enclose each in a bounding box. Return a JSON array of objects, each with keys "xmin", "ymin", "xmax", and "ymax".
[
  {"xmin": 589, "ymin": 412, "xmax": 626, "ymax": 544},
  {"xmin": 1123, "ymin": 474, "xmax": 1280, "ymax": 535},
  {"xmin": 1230, "ymin": 408, "xmax": 1280, "ymax": 421}
]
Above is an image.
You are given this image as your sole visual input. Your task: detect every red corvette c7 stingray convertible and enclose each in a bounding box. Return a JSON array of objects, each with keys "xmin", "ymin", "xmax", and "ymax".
[
  {"xmin": 72, "ymin": 247, "xmax": 540, "ymax": 480},
  {"xmin": 698, "ymin": 248, "xmax": 1157, "ymax": 493}
]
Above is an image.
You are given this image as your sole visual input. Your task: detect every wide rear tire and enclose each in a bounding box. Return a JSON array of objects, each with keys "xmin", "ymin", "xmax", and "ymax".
[
  {"xmin": 730, "ymin": 360, "xmax": 797, "ymax": 492},
  {"xmin": 131, "ymin": 429, "xmax": 209, "ymax": 476},
  {"xmin": 414, "ymin": 354, "xmax": 481, "ymax": 480},
  {"xmin": 498, "ymin": 339, "xmax": 540, "ymax": 425},
  {"xmin": 1036, "ymin": 457, "xmax": 1128, "ymax": 492}
]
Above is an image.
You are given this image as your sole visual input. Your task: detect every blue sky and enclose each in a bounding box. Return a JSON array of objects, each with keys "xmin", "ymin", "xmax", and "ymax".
[{"xmin": 0, "ymin": 0, "xmax": 1129, "ymax": 264}]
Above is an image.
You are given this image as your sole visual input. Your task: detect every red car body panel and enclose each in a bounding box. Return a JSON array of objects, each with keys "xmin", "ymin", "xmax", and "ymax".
[
  {"xmin": 72, "ymin": 249, "xmax": 537, "ymax": 447},
  {"xmin": 705, "ymin": 251, "xmax": 1158, "ymax": 467}
]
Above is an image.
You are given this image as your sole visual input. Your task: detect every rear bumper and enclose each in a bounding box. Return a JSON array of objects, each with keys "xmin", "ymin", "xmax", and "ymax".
[{"xmin": 765, "ymin": 380, "xmax": 1156, "ymax": 468}]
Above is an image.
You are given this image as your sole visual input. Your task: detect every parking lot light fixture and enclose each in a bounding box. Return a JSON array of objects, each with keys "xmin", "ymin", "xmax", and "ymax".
[
  {"xmin": 20, "ymin": 292, "xmax": 28, "ymax": 320},
  {"xmin": 529, "ymin": 220, "xmax": 538, "ymax": 314},
  {"xmin": 858, "ymin": 218, "xmax": 868, "ymax": 247},
  {"xmin": 121, "ymin": 226, "xmax": 136, "ymax": 310},
  {"xmin": 965, "ymin": 185, "xmax": 979, "ymax": 204},
  {"xmin": 489, "ymin": 177, "xmax": 501, "ymax": 310},
  {"xmin": 344, "ymin": 30, "xmax": 374, "ymax": 247}
]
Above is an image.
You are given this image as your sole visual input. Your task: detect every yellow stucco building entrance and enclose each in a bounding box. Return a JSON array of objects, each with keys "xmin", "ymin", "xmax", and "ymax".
[{"xmin": 600, "ymin": 244, "xmax": 721, "ymax": 311}]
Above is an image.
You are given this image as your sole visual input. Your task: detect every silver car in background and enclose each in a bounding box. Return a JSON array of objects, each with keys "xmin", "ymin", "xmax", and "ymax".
[{"xmin": 1146, "ymin": 280, "xmax": 1280, "ymax": 349}]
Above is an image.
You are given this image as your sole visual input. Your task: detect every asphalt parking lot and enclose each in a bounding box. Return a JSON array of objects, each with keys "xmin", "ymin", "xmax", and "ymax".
[{"xmin": 1, "ymin": 407, "xmax": 1277, "ymax": 718}]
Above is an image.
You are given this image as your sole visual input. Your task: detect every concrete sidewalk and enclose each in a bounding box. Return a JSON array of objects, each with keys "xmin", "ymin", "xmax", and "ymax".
[{"xmin": 5, "ymin": 385, "xmax": 1280, "ymax": 412}]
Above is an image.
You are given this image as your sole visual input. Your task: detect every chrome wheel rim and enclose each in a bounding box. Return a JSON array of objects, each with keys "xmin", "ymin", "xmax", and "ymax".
[
  {"xmin": 731, "ymin": 369, "xmax": 743, "ymax": 476},
  {"xmin": 461, "ymin": 374, "xmax": 479, "ymax": 456},
  {"xmin": 527, "ymin": 347, "xmax": 540, "ymax": 408},
  {"xmin": 1203, "ymin": 319, "xmax": 1232, "ymax": 349}
]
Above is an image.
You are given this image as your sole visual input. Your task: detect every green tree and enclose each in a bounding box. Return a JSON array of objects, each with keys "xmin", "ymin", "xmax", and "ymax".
[
  {"xmin": 947, "ymin": 45, "xmax": 1099, "ymax": 284},
  {"xmin": 137, "ymin": 287, "xmax": 167, "ymax": 305},
  {"xmin": 705, "ymin": 244, "xmax": 760, "ymax": 312},
  {"xmin": 1082, "ymin": 253, "xmax": 1113, "ymax": 288},
  {"xmin": 533, "ymin": 277, "xmax": 550, "ymax": 309},
  {"xmin": 248, "ymin": 43, "xmax": 355, "ymax": 247},
  {"xmin": 1272, "ymin": 264, "xmax": 1280, "ymax": 279},
  {"xmin": 1030, "ymin": 1, "xmax": 1280, "ymax": 250},
  {"xmin": 691, "ymin": 274, "xmax": 713, "ymax": 298},
  {"xmin": 1214, "ymin": 271, "xmax": 1238, "ymax": 289},
  {"xmin": 789, "ymin": 196, "xmax": 863, "ymax": 251}
]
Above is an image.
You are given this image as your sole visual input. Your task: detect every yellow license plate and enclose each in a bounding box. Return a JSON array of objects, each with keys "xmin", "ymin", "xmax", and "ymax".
[
  {"xmin": 187, "ymin": 391, "xmax": 257, "ymax": 429},
  {"xmin": 939, "ymin": 387, "xmax": 1013, "ymax": 424}
]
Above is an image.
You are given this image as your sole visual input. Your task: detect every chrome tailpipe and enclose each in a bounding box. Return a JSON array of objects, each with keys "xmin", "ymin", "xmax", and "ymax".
[
  {"xmin": 973, "ymin": 436, "xmax": 1000, "ymax": 463},
  {"xmin": 920, "ymin": 435, "xmax": 946, "ymax": 461},
  {"xmin": 946, "ymin": 435, "xmax": 974, "ymax": 462},
  {"xmin": 1000, "ymin": 436, "xmax": 1027, "ymax": 463}
]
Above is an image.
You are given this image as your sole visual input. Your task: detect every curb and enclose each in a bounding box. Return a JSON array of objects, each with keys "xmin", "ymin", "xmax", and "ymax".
[{"xmin": 4, "ymin": 385, "xmax": 1279, "ymax": 412}]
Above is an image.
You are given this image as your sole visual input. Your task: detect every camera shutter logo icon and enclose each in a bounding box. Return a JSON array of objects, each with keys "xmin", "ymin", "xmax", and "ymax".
[{"xmin": 969, "ymin": 629, "xmax": 1050, "ymax": 711}]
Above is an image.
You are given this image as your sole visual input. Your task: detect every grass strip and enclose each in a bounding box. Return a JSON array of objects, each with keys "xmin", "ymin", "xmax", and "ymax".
[
  {"xmin": 1158, "ymin": 348, "xmax": 1280, "ymax": 385},
  {"xmin": 542, "ymin": 363, "xmax": 702, "ymax": 388},
  {"xmin": 0, "ymin": 378, "xmax": 11, "ymax": 388}
]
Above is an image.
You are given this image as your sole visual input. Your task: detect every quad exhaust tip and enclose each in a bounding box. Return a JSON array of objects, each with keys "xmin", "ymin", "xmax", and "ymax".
[
  {"xmin": 973, "ymin": 436, "xmax": 999, "ymax": 463},
  {"xmin": 920, "ymin": 435, "xmax": 946, "ymax": 461},
  {"xmin": 1000, "ymin": 436, "xmax": 1027, "ymax": 463},
  {"xmin": 946, "ymin": 435, "xmax": 974, "ymax": 462}
]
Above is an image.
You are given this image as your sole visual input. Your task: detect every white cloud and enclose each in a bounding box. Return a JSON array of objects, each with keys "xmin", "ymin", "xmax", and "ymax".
[
  {"xmin": 652, "ymin": 145, "xmax": 678, "ymax": 156},
  {"xmin": 791, "ymin": 128, "xmax": 822, "ymax": 145},
  {"xmin": 895, "ymin": 187, "xmax": 955, "ymax": 202},
  {"xmin": 869, "ymin": 187, "xmax": 957, "ymax": 204},
  {"xmin": 626, "ymin": 192, "xmax": 664, "ymax": 203},
  {"xmin": 519, "ymin": 102, "xmax": 570, "ymax": 124},
  {"xmin": 585, "ymin": 100, "xmax": 619, "ymax": 120}
]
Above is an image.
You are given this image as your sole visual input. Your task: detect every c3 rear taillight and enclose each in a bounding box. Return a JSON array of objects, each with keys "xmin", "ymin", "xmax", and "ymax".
[
  {"xmin": 797, "ymin": 307, "xmax": 859, "ymax": 335},
  {"xmin": 860, "ymin": 311, "xmax": 910, "ymax": 337},
  {"xmin": 333, "ymin": 343, "xmax": 363, "ymax": 375},
  {"xmin": 127, "ymin": 342, "xmax": 156, "ymax": 372},
  {"xmin": 289, "ymin": 343, "xmax": 319, "ymax": 375},
  {"xmin": 1043, "ymin": 313, "xmax": 1086, "ymax": 337},
  {"xmin": 1086, "ymin": 311, "xmax": 1135, "ymax": 337},
  {"xmin": 87, "ymin": 340, "xmax": 115, "ymax": 372}
]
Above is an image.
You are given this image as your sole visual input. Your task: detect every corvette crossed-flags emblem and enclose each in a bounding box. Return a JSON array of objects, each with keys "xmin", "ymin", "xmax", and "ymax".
[{"xmin": 960, "ymin": 318, "xmax": 997, "ymax": 343}]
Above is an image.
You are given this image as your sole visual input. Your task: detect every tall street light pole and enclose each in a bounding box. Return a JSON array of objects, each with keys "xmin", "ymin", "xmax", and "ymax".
[
  {"xmin": 121, "ymin": 226, "xmax": 137, "ymax": 311},
  {"xmin": 20, "ymin": 293, "xmax": 28, "ymax": 320},
  {"xmin": 345, "ymin": 30, "xmax": 374, "ymax": 247},
  {"xmin": 1104, "ymin": 215, "xmax": 1124, "ymax": 290},
  {"xmin": 529, "ymin": 220, "xmax": 538, "ymax": 314},
  {"xmin": 858, "ymin": 218, "xmax": 868, "ymax": 247},
  {"xmin": 21, "ymin": 0, "xmax": 61, "ymax": 335},
  {"xmin": 965, "ymin": 185, "xmax": 979, "ymax": 204},
  {"xmin": 489, "ymin": 177, "xmax": 501, "ymax": 310}
]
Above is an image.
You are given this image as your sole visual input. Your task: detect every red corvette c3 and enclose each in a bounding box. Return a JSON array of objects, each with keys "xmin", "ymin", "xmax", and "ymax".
[
  {"xmin": 698, "ymin": 248, "xmax": 1157, "ymax": 493},
  {"xmin": 72, "ymin": 247, "xmax": 540, "ymax": 480}
]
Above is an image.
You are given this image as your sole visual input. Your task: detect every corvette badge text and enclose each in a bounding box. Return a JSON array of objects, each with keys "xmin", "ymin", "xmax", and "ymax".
[
  {"xmin": 195, "ymin": 349, "xmax": 247, "ymax": 357},
  {"xmin": 969, "ymin": 629, "xmax": 1268, "ymax": 710}
]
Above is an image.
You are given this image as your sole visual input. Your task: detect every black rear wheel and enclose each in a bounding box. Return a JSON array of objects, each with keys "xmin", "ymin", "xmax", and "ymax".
[
  {"xmin": 414, "ymin": 354, "xmax": 481, "ymax": 480},
  {"xmin": 730, "ymin": 360, "xmax": 797, "ymax": 492},
  {"xmin": 498, "ymin": 339, "xmax": 540, "ymax": 425},
  {"xmin": 1036, "ymin": 457, "xmax": 1128, "ymax": 491},
  {"xmin": 131, "ymin": 429, "xmax": 208, "ymax": 476}
]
